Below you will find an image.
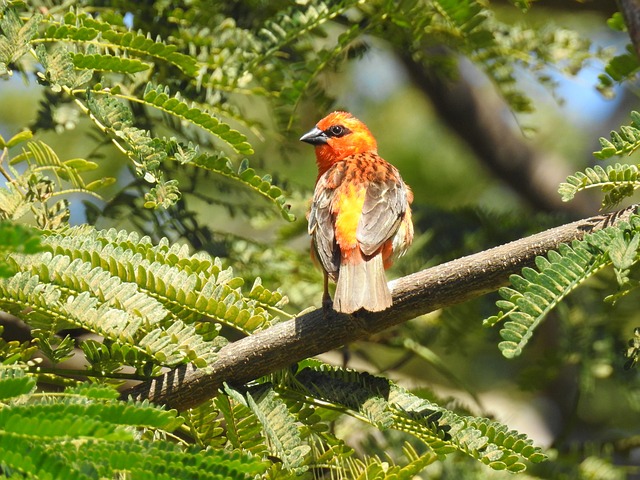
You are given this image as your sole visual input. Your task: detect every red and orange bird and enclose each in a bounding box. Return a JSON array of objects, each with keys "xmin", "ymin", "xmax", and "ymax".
[{"xmin": 300, "ymin": 111, "xmax": 413, "ymax": 314}]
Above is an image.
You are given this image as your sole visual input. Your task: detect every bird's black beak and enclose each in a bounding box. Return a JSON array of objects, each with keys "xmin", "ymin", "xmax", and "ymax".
[{"xmin": 300, "ymin": 126, "xmax": 328, "ymax": 145}]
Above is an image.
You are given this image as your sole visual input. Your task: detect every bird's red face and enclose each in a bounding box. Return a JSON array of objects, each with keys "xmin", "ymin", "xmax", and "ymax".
[{"xmin": 300, "ymin": 111, "xmax": 378, "ymax": 176}]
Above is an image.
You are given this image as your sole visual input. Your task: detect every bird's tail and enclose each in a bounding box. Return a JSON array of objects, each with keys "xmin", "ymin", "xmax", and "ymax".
[{"xmin": 334, "ymin": 253, "xmax": 391, "ymax": 314}]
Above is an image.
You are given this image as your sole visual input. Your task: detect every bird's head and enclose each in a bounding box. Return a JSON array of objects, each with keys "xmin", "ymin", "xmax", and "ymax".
[{"xmin": 300, "ymin": 111, "xmax": 377, "ymax": 176}]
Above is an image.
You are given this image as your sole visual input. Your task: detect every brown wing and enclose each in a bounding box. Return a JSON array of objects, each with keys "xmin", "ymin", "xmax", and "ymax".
[
  {"xmin": 308, "ymin": 165, "xmax": 345, "ymax": 278},
  {"xmin": 356, "ymin": 173, "xmax": 409, "ymax": 257}
]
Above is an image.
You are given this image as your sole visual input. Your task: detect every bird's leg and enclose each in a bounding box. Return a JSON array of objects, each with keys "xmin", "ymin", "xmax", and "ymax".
[
  {"xmin": 341, "ymin": 346, "xmax": 351, "ymax": 368},
  {"xmin": 322, "ymin": 272, "xmax": 333, "ymax": 311}
]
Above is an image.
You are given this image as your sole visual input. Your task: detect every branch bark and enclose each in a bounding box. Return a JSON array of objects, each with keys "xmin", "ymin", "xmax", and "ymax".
[
  {"xmin": 620, "ymin": 0, "xmax": 640, "ymax": 58},
  {"xmin": 122, "ymin": 205, "xmax": 638, "ymax": 410}
]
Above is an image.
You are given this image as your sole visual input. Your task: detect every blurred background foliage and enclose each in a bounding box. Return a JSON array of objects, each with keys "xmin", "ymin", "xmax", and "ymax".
[{"xmin": 1, "ymin": 0, "xmax": 640, "ymax": 478}]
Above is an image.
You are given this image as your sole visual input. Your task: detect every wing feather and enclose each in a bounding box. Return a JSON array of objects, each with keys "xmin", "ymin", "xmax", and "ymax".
[
  {"xmin": 357, "ymin": 176, "xmax": 408, "ymax": 256},
  {"xmin": 309, "ymin": 165, "xmax": 344, "ymax": 278}
]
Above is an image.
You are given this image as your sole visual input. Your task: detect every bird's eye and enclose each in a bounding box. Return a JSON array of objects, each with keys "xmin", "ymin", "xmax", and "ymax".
[
  {"xmin": 329, "ymin": 125, "xmax": 344, "ymax": 136},
  {"xmin": 326, "ymin": 125, "xmax": 349, "ymax": 138}
]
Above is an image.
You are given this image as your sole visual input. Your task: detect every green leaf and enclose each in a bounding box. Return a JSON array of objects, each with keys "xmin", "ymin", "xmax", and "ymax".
[
  {"xmin": 0, "ymin": 367, "xmax": 36, "ymax": 400},
  {"xmin": 288, "ymin": 363, "xmax": 546, "ymax": 473},
  {"xmin": 598, "ymin": 44, "xmax": 639, "ymax": 94},
  {"xmin": 101, "ymin": 30, "xmax": 198, "ymax": 76},
  {"xmin": 247, "ymin": 388, "xmax": 310, "ymax": 473},
  {"xmin": 0, "ymin": 8, "xmax": 41, "ymax": 67},
  {"xmin": 141, "ymin": 83, "xmax": 253, "ymax": 155},
  {"xmin": 608, "ymin": 230, "xmax": 640, "ymax": 272},
  {"xmin": 485, "ymin": 220, "xmax": 640, "ymax": 358},
  {"xmin": 0, "ymin": 222, "xmax": 44, "ymax": 277},
  {"xmin": 593, "ymin": 111, "xmax": 640, "ymax": 159},
  {"xmin": 559, "ymin": 164, "xmax": 640, "ymax": 206},
  {"xmin": 33, "ymin": 332, "xmax": 75, "ymax": 365},
  {"xmin": 5, "ymin": 130, "xmax": 33, "ymax": 148},
  {"xmin": 216, "ymin": 392, "xmax": 270, "ymax": 457},
  {"xmin": 72, "ymin": 53, "xmax": 151, "ymax": 73},
  {"xmin": 35, "ymin": 44, "xmax": 79, "ymax": 90},
  {"xmin": 63, "ymin": 158, "xmax": 98, "ymax": 171},
  {"xmin": 193, "ymin": 153, "xmax": 295, "ymax": 222}
]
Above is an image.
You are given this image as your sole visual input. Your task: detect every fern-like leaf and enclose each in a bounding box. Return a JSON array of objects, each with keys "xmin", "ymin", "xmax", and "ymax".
[
  {"xmin": 141, "ymin": 83, "xmax": 253, "ymax": 155},
  {"xmin": 215, "ymin": 392, "xmax": 270, "ymax": 457},
  {"xmin": 389, "ymin": 385, "xmax": 546, "ymax": 472},
  {"xmin": 102, "ymin": 30, "xmax": 198, "ymax": 76},
  {"xmin": 296, "ymin": 367, "xmax": 394, "ymax": 429},
  {"xmin": 598, "ymin": 44, "xmax": 639, "ymax": 97},
  {"xmin": 485, "ymin": 219, "xmax": 640, "ymax": 358},
  {"xmin": 58, "ymin": 439, "xmax": 267, "ymax": 480},
  {"xmin": 0, "ymin": 8, "xmax": 41, "ymax": 73},
  {"xmin": 594, "ymin": 111, "xmax": 640, "ymax": 159},
  {"xmin": 42, "ymin": 12, "xmax": 198, "ymax": 76},
  {"xmin": 184, "ymin": 400, "xmax": 226, "ymax": 448},
  {"xmin": 247, "ymin": 387, "xmax": 311, "ymax": 473},
  {"xmin": 0, "ymin": 225, "xmax": 284, "ymax": 372},
  {"xmin": 290, "ymin": 363, "xmax": 546, "ymax": 473},
  {"xmin": 0, "ymin": 381, "xmax": 266, "ymax": 480},
  {"xmin": 193, "ymin": 154, "xmax": 295, "ymax": 222},
  {"xmin": 42, "ymin": 226, "xmax": 280, "ymax": 333},
  {"xmin": 559, "ymin": 163, "xmax": 640, "ymax": 208},
  {"xmin": 72, "ymin": 52, "xmax": 150, "ymax": 73},
  {"xmin": 0, "ymin": 271, "xmax": 74, "ymax": 332},
  {"xmin": 0, "ymin": 433, "xmax": 87, "ymax": 480},
  {"xmin": 253, "ymin": 0, "xmax": 361, "ymax": 68},
  {"xmin": 81, "ymin": 339, "xmax": 158, "ymax": 376},
  {"xmin": 491, "ymin": 242, "xmax": 606, "ymax": 358},
  {"xmin": 9, "ymin": 139, "xmax": 115, "ymax": 195},
  {"xmin": 349, "ymin": 446, "xmax": 437, "ymax": 480},
  {"xmin": 0, "ymin": 366, "xmax": 36, "ymax": 400}
]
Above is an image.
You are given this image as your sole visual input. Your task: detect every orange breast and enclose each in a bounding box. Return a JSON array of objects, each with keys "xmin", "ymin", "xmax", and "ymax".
[{"xmin": 333, "ymin": 182, "xmax": 366, "ymax": 255}]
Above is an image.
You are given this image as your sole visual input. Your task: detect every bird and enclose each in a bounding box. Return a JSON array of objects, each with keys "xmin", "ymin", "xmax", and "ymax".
[{"xmin": 300, "ymin": 111, "xmax": 413, "ymax": 314}]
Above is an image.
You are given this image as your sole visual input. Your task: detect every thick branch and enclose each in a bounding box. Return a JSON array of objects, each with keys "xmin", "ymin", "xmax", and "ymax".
[
  {"xmin": 122, "ymin": 205, "xmax": 637, "ymax": 410},
  {"xmin": 399, "ymin": 54, "xmax": 600, "ymax": 216}
]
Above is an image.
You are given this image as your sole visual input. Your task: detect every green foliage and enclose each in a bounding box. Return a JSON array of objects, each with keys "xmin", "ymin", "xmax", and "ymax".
[
  {"xmin": 598, "ymin": 44, "xmax": 639, "ymax": 98},
  {"xmin": 559, "ymin": 163, "xmax": 640, "ymax": 208},
  {"xmin": 140, "ymin": 83, "xmax": 253, "ymax": 155},
  {"xmin": 0, "ymin": 221, "xmax": 43, "ymax": 277},
  {"xmin": 0, "ymin": 0, "xmax": 600, "ymax": 219},
  {"xmin": 560, "ymin": 110, "xmax": 640, "ymax": 207},
  {"xmin": 594, "ymin": 110, "xmax": 640, "ymax": 159},
  {"xmin": 0, "ymin": 224, "xmax": 287, "ymax": 379},
  {"xmin": 0, "ymin": 3, "xmax": 294, "ymax": 217},
  {"xmin": 246, "ymin": 387, "xmax": 311, "ymax": 473},
  {"xmin": 374, "ymin": 0, "xmax": 595, "ymax": 113},
  {"xmin": 215, "ymin": 390, "xmax": 270, "ymax": 457},
  {"xmin": 0, "ymin": 371, "xmax": 268, "ymax": 479},
  {"xmin": 0, "ymin": 7, "xmax": 40, "ymax": 75},
  {"xmin": 0, "ymin": 131, "xmax": 113, "ymax": 230},
  {"xmin": 157, "ymin": 362, "xmax": 546, "ymax": 477},
  {"xmin": 347, "ymin": 443, "xmax": 438, "ymax": 480},
  {"xmin": 0, "ymin": 1, "xmax": 633, "ymax": 478},
  {"xmin": 625, "ymin": 327, "xmax": 640, "ymax": 370},
  {"xmin": 275, "ymin": 363, "xmax": 545, "ymax": 474},
  {"xmin": 485, "ymin": 216, "xmax": 640, "ymax": 358}
]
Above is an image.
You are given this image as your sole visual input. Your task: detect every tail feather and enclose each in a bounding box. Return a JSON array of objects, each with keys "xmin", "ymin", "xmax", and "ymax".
[{"xmin": 333, "ymin": 254, "xmax": 391, "ymax": 314}]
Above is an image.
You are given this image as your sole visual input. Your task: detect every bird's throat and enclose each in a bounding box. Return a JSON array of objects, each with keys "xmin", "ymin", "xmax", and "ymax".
[{"xmin": 314, "ymin": 144, "xmax": 341, "ymax": 178}]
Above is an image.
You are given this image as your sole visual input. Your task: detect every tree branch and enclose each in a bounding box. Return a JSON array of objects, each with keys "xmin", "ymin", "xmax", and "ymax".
[
  {"xmin": 620, "ymin": 0, "xmax": 640, "ymax": 58},
  {"xmin": 398, "ymin": 53, "xmax": 600, "ymax": 216},
  {"xmin": 122, "ymin": 205, "xmax": 638, "ymax": 410}
]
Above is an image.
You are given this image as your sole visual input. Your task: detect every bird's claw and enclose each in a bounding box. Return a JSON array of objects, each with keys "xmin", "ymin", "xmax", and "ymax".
[{"xmin": 322, "ymin": 294, "xmax": 334, "ymax": 312}]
